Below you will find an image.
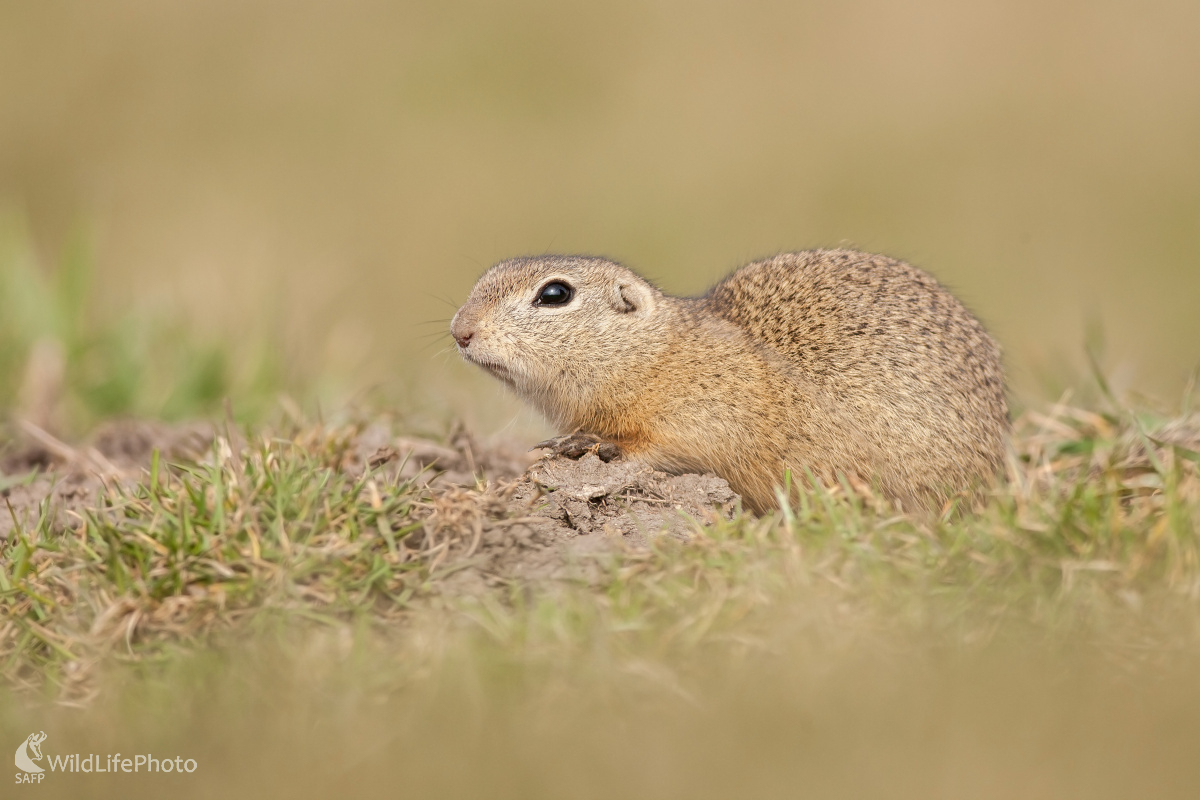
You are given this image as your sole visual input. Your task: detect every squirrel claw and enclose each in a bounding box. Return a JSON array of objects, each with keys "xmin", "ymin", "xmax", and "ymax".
[{"xmin": 532, "ymin": 433, "xmax": 622, "ymax": 463}]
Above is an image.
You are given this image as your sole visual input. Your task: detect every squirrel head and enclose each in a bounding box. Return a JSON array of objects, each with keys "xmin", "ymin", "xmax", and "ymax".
[{"xmin": 451, "ymin": 255, "xmax": 667, "ymax": 426}]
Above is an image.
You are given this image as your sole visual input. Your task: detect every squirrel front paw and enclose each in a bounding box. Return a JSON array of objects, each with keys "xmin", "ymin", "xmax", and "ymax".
[{"xmin": 532, "ymin": 432, "xmax": 622, "ymax": 463}]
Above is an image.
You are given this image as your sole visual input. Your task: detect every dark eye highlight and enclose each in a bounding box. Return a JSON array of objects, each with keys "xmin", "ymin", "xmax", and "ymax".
[{"xmin": 535, "ymin": 281, "xmax": 574, "ymax": 306}]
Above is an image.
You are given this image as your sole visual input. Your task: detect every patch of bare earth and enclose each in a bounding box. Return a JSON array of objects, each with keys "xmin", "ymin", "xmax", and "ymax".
[{"xmin": 345, "ymin": 423, "xmax": 738, "ymax": 591}]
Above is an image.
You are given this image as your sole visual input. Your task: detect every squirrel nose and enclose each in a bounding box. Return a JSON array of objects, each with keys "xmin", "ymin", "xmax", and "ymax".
[{"xmin": 450, "ymin": 314, "xmax": 475, "ymax": 348}]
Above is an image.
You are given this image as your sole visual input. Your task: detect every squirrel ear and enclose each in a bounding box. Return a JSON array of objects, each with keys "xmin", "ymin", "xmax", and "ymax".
[{"xmin": 610, "ymin": 281, "xmax": 656, "ymax": 315}]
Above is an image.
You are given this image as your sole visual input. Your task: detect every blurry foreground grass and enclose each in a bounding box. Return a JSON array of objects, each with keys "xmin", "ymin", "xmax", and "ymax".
[{"xmin": 1, "ymin": 394, "xmax": 1199, "ymax": 797}]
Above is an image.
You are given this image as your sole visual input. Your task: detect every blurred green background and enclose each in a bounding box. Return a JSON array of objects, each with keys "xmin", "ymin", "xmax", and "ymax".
[{"xmin": 2, "ymin": 0, "xmax": 1198, "ymax": 428}]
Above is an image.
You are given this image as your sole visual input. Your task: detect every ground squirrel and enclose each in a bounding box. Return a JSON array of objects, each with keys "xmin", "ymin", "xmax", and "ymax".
[{"xmin": 451, "ymin": 250, "xmax": 1009, "ymax": 513}]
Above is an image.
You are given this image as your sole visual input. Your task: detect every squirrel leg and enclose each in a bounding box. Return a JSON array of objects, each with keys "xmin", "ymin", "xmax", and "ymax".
[{"xmin": 532, "ymin": 432, "xmax": 623, "ymax": 463}]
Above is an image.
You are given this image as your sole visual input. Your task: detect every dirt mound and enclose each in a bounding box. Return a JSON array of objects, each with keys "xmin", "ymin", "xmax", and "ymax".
[
  {"xmin": 416, "ymin": 452, "xmax": 739, "ymax": 593},
  {"xmin": 522, "ymin": 454, "xmax": 737, "ymax": 543}
]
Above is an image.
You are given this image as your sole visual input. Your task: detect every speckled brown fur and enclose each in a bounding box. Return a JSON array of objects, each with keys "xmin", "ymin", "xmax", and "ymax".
[{"xmin": 451, "ymin": 250, "xmax": 1009, "ymax": 513}]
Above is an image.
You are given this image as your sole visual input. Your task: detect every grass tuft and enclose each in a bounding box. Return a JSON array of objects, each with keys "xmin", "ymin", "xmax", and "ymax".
[{"xmin": 0, "ymin": 427, "xmax": 452, "ymax": 699}]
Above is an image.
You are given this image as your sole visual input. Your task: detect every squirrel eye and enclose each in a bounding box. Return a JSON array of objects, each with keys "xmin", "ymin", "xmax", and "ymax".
[{"xmin": 535, "ymin": 281, "xmax": 574, "ymax": 306}]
